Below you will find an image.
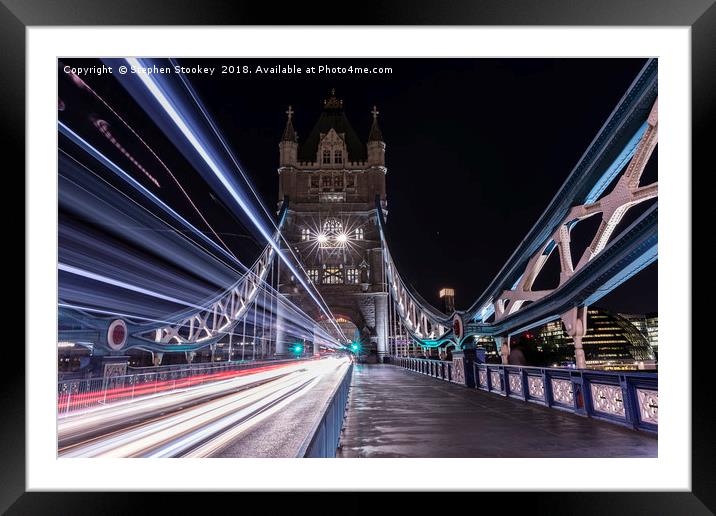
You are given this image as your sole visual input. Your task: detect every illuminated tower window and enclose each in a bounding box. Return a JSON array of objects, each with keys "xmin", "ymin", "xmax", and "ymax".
[
  {"xmin": 346, "ymin": 268, "xmax": 360, "ymax": 284},
  {"xmin": 300, "ymin": 228, "xmax": 311, "ymax": 241},
  {"xmin": 355, "ymin": 228, "xmax": 364, "ymax": 240},
  {"xmin": 320, "ymin": 193, "xmax": 345, "ymax": 203},
  {"xmin": 307, "ymin": 268, "xmax": 319, "ymax": 283},
  {"xmin": 319, "ymin": 218, "xmax": 345, "ymax": 248},
  {"xmin": 323, "ymin": 266, "xmax": 343, "ymax": 284},
  {"xmin": 322, "ymin": 150, "xmax": 331, "ymax": 164},
  {"xmin": 334, "ymin": 150, "xmax": 343, "ymax": 164}
]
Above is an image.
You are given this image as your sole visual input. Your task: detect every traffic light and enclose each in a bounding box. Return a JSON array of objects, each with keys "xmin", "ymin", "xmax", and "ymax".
[
  {"xmin": 349, "ymin": 341, "xmax": 361, "ymax": 353},
  {"xmin": 291, "ymin": 342, "xmax": 303, "ymax": 354}
]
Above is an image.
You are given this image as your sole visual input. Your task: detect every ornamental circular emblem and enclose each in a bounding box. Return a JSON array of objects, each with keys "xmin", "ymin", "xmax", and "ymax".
[
  {"xmin": 107, "ymin": 319, "xmax": 128, "ymax": 351},
  {"xmin": 452, "ymin": 314, "xmax": 464, "ymax": 342}
]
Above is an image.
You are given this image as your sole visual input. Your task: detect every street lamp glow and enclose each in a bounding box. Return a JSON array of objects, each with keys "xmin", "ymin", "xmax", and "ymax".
[
  {"xmin": 337, "ymin": 233, "xmax": 348, "ymax": 244},
  {"xmin": 316, "ymin": 233, "xmax": 328, "ymax": 244}
]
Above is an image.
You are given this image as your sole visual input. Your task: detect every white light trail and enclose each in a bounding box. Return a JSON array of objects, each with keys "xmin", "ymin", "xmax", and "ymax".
[
  {"xmin": 171, "ymin": 63, "xmax": 350, "ymax": 344},
  {"xmin": 59, "ymin": 263, "xmax": 205, "ymax": 310},
  {"xmin": 127, "ymin": 58, "xmax": 348, "ymax": 343},
  {"xmin": 58, "ymin": 357, "xmax": 350, "ymax": 458}
]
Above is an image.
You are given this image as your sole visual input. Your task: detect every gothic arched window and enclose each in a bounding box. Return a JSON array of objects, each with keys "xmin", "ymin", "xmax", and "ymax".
[
  {"xmin": 322, "ymin": 150, "xmax": 331, "ymax": 164},
  {"xmin": 323, "ymin": 217, "xmax": 343, "ymax": 234},
  {"xmin": 319, "ymin": 218, "xmax": 345, "ymax": 248}
]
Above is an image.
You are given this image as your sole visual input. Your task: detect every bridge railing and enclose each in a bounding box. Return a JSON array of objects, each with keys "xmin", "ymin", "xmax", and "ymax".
[
  {"xmin": 299, "ymin": 362, "xmax": 354, "ymax": 458},
  {"xmin": 390, "ymin": 357, "xmax": 657, "ymax": 433},
  {"xmin": 474, "ymin": 363, "xmax": 658, "ymax": 432},
  {"xmin": 57, "ymin": 358, "xmax": 308, "ymax": 416},
  {"xmin": 392, "ymin": 356, "xmax": 453, "ymax": 383}
]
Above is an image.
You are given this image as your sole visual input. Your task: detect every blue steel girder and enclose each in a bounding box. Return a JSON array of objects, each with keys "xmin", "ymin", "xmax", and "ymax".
[
  {"xmin": 466, "ymin": 58, "xmax": 657, "ymax": 319},
  {"xmin": 378, "ymin": 59, "xmax": 658, "ymax": 348},
  {"xmin": 466, "ymin": 203, "xmax": 657, "ymax": 337}
]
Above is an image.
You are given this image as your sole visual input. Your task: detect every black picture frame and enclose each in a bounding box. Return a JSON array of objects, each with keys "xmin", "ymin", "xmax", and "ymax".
[{"xmin": 4, "ymin": 1, "xmax": 712, "ymax": 513}]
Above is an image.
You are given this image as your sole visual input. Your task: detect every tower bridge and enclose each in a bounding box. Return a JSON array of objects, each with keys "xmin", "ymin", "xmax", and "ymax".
[{"xmin": 57, "ymin": 58, "xmax": 658, "ymax": 458}]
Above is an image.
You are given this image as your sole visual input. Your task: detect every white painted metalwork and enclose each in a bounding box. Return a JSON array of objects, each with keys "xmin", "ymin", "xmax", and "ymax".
[
  {"xmin": 590, "ymin": 383, "xmax": 626, "ymax": 418},
  {"xmin": 636, "ymin": 388, "xmax": 659, "ymax": 425},
  {"xmin": 527, "ymin": 376, "xmax": 545, "ymax": 400},
  {"xmin": 135, "ymin": 232, "xmax": 279, "ymax": 346},
  {"xmin": 551, "ymin": 378, "xmax": 575, "ymax": 405},
  {"xmin": 492, "ymin": 99, "xmax": 658, "ymax": 323}
]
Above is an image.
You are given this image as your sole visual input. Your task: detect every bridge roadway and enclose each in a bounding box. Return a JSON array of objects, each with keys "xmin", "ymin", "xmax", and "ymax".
[
  {"xmin": 338, "ymin": 364, "xmax": 657, "ymax": 458},
  {"xmin": 58, "ymin": 357, "xmax": 350, "ymax": 458}
]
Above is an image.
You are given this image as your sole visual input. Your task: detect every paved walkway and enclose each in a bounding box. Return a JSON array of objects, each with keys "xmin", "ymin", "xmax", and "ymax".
[{"xmin": 337, "ymin": 364, "xmax": 657, "ymax": 458}]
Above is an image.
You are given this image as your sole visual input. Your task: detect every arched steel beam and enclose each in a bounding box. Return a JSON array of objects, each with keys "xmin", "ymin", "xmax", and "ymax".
[{"xmin": 378, "ymin": 60, "xmax": 659, "ymax": 350}]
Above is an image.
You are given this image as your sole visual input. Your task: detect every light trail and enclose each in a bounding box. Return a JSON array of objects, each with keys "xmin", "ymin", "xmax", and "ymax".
[
  {"xmin": 65, "ymin": 68, "xmax": 238, "ymax": 260},
  {"xmin": 58, "ymin": 303, "xmax": 178, "ymax": 325},
  {"xmin": 59, "ymin": 122, "xmax": 245, "ymax": 273},
  {"xmin": 59, "ymin": 157, "xmax": 246, "ymax": 282},
  {"xmin": 172, "ymin": 63, "xmax": 350, "ymax": 344},
  {"xmin": 59, "ymin": 357, "xmax": 350, "ymax": 458},
  {"xmin": 59, "ymin": 263, "xmax": 207, "ymax": 310},
  {"xmin": 59, "ymin": 76, "xmax": 345, "ymax": 351},
  {"xmin": 59, "ymin": 125, "xmax": 340, "ymax": 346},
  {"xmin": 126, "ymin": 58, "xmax": 349, "ymax": 344},
  {"xmin": 59, "ymin": 153, "xmax": 339, "ymax": 345},
  {"xmin": 58, "ymin": 360, "xmax": 300, "ymax": 415}
]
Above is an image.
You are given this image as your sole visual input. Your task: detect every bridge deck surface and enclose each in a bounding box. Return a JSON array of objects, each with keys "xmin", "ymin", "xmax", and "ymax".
[{"xmin": 337, "ymin": 364, "xmax": 657, "ymax": 458}]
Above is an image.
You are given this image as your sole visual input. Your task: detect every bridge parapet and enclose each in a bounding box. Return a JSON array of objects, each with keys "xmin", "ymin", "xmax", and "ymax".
[
  {"xmin": 391, "ymin": 356, "xmax": 657, "ymax": 433},
  {"xmin": 474, "ymin": 363, "xmax": 657, "ymax": 432}
]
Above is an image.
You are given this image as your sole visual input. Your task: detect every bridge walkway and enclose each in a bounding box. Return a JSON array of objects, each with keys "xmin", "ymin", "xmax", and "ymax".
[{"xmin": 337, "ymin": 364, "xmax": 657, "ymax": 458}]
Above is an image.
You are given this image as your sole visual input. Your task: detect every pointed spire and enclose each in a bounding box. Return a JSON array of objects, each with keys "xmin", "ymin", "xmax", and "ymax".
[
  {"xmin": 281, "ymin": 105, "xmax": 297, "ymax": 142},
  {"xmin": 323, "ymin": 89, "xmax": 343, "ymax": 110},
  {"xmin": 368, "ymin": 105, "xmax": 383, "ymax": 142}
]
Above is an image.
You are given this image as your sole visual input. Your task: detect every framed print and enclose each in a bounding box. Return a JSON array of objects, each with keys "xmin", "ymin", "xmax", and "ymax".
[{"xmin": 4, "ymin": 0, "xmax": 713, "ymax": 513}]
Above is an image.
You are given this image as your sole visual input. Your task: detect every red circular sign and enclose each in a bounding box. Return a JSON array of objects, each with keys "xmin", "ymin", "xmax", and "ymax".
[
  {"xmin": 452, "ymin": 314, "xmax": 464, "ymax": 341},
  {"xmin": 107, "ymin": 319, "xmax": 128, "ymax": 350}
]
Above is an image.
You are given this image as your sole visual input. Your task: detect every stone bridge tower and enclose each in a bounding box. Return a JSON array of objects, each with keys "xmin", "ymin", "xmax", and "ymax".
[{"xmin": 276, "ymin": 91, "xmax": 388, "ymax": 362}]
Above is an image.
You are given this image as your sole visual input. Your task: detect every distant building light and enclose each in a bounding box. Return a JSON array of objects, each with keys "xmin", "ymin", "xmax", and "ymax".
[
  {"xmin": 58, "ymin": 341, "xmax": 75, "ymax": 348},
  {"xmin": 439, "ymin": 288, "xmax": 455, "ymax": 298}
]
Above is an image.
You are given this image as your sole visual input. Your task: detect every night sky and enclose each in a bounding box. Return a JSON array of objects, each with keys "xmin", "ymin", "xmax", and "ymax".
[{"xmin": 60, "ymin": 57, "xmax": 657, "ymax": 315}]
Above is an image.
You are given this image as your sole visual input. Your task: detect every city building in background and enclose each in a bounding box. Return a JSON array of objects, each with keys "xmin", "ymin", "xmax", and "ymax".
[
  {"xmin": 619, "ymin": 311, "xmax": 659, "ymax": 359},
  {"xmin": 646, "ymin": 312, "xmax": 659, "ymax": 358},
  {"xmin": 534, "ymin": 308, "xmax": 657, "ymax": 371},
  {"xmin": 439, "ymin": 288, "xmax": 455, "ymax": 314},
  {"xmin": 620, "ymin": 312, "xmax": 648, "ymax": 334}
]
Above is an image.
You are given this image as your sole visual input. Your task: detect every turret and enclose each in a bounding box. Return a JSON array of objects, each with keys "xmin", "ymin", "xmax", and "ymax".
[
  {"xmin": 367, "ymin": 105, "xmax": 386, "ymax": 167},
  {"xmin": 279, "ymin": 105, "xmax": 298, "ymax": 166}
]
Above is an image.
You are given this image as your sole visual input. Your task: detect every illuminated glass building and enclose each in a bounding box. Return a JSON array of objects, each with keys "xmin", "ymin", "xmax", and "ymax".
[
  {"xmin": 536, "ymin": 308, "xmax": 656, "ymax": 370},
  {"xmin": 619, "ymin": 311, "xmax": 659, "ymax": 360},
  {"xmin": 645, "ymin": 313, "xmax": 658, "ymax": 358}
]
